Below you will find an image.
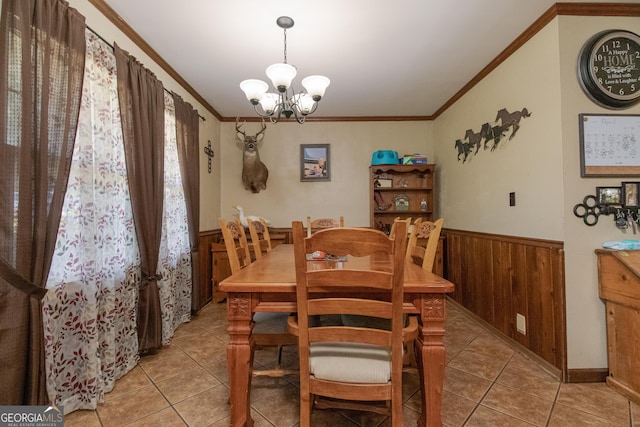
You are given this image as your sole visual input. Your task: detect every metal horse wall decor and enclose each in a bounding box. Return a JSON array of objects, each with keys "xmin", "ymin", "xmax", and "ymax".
[{"xmin": 454, "ymin": 107, "xmax": 531, "ymax": 163}]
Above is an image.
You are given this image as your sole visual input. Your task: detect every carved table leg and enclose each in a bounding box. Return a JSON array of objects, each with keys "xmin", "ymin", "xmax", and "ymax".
[
  {"xmin": 226, "ymin": 293, "xmax": 255, "ymax": 427},
  {"xmin": 416, "ymin": 294, "xmax": 446, "ymax": 427}
]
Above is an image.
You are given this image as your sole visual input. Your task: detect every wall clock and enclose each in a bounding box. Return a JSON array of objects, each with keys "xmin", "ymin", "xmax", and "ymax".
[{"xmin": 577, "ymin": 29, "xmax": 640, "ymax": 109}]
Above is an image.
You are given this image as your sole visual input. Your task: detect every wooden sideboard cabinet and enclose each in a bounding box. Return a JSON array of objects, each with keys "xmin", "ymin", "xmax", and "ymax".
[
  {"xmin": 211, "ymin": 233, "xmax": 287, "ymax": 302},
  {"xmin": 596, "ymin": 249, "xmax": 640, "ymax": 404}
]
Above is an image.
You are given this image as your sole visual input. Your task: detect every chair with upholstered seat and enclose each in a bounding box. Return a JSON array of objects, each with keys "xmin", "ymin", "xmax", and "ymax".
[
  {"xmin": 306, "ymin": 216, "xmax": 344, "ymax": 237},
  {"xmin": 219, "ymin": 218, "xmax": 297, "ymax": 377},
  {"xmin": 288, "ymin": 221, "xmax": 411, "ymax": 425},
  {"xmin": 248, "ymin": 217, "xmax": 272, "ymax": 259}
]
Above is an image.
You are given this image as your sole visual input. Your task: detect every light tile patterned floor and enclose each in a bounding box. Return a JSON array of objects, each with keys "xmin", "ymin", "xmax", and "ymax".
[{"xmin": 64, "ymin": 301, "xmax": 640, "ymax": 426}]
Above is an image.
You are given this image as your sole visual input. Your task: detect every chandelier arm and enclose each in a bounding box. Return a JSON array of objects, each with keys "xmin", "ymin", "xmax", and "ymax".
[
  {"xmin": 292, "ymin": 108, "xmax": 305, "ymax": 124},
  {"xmin": 251, "ymin": 103, "xmax": 274, "ymax": 118}
]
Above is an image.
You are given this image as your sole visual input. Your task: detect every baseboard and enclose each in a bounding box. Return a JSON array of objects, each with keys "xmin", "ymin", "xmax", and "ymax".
[{"xmin": 566, "ymin": 368, "xmax": 608, "ymax": 383}]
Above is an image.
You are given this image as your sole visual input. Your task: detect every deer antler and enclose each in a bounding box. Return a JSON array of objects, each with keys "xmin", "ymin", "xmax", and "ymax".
[
  {"xmin": 256, "ymin": 118, "xmax": 267, "ymax": 139},
  {"xmin": 235, "ymin": 117, "xmax": 246, "ymax": 137}
]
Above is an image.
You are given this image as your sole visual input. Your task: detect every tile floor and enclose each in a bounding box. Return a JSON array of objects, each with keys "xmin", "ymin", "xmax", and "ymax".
[{"xmin": 65, "ymin": 300, "xmax": 640, "ymax": 426}]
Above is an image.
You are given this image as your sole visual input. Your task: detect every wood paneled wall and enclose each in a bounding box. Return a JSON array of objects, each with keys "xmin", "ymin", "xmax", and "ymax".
[
  {"xmin": 196, "ymin": 230, "xmax": 220, "ymax": 310},
  {"xmin": 443, "ymin": 229, "xmax": 567, "ymax": 377}
]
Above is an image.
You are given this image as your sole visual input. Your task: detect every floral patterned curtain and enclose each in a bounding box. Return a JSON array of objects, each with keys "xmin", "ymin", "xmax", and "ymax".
[
  {"xmin": 43, "ymin": 32, "xmax": 193, "ymax": 412},
  {"xmin": 43, "ymin": 32, "xmax": 141, "ymax": 412},
  {"xmin": 158, "ymin": 91, "xmax": 191, "ymax": 344}
]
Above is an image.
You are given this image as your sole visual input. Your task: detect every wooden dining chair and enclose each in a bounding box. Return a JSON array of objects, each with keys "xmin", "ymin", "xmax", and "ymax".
[
  {"xmin": 288, "ymin": 221, "xmax": 412, "ymax": 425},
  {"xmin": 248, "ymin": 217, "xmax": 272, "ymax": 259},
  {"xmin": 406, "ymin": 217, "xmax": 444, "ymax": 273},
  {"xmin": 219, "ymin": 218, "xmax": 297, "ymax": 377},
  {"xmin": 403, "ymin": 217, "xmax": 444, "ymax": 370},
  {"xmin": 306, "ymin": 215, "xmax": 344, "ymax": 237},
  {"xmin": 389, "ymin": 216, "xmax": 411, "ymax": 238}
]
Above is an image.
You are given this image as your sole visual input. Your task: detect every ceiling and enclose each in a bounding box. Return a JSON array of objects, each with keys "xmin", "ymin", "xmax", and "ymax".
[{"xmin": 99, "ymin": 0, "xmax": 639, "ymax": 121}]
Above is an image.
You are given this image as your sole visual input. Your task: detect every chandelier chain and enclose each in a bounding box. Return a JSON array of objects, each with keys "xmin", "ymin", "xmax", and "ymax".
[{"xmin": 283, "ymin": 28, "xmax": 288, "ymax": 64}]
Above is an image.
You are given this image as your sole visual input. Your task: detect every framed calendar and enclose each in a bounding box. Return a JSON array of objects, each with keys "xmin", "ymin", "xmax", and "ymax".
[{"xmin": 579, "ymin": 114, "xmax": 640, "ymax": 177}]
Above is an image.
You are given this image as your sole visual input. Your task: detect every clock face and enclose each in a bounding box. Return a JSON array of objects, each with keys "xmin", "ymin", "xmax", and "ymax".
[{"xmin": 577, "ymin": 30, "xmax": 640, "ymax": 109}]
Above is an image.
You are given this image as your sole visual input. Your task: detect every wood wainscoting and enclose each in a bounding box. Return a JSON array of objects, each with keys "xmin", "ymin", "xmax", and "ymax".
[
  {"xmin": 443, "ymin": 228, "xmax": 568, "ymax": 380},
  {"xmin": 196, "ymin": 229, "xmax": 220, "ymax": 309}
]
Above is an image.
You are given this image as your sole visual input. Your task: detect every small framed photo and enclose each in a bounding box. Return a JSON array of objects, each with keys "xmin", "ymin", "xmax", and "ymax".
[
  {"xmin": 622, "ymin": 182, "xmax": 640, "ymax": 207},
  {"xmin": 596, "ymin": 186, "xmax": 622, "ymax": 206},
  {"xmin": 374, "ymin": 175, "xmax": 393, "ymax": 188},
  {"xmin": 300, "ymin": 144, "xmax": 330, "ymax": 182}
]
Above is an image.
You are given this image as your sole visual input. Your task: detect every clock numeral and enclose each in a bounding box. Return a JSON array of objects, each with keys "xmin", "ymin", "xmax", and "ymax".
[{"xmin": 620, "ymin": 88, "xmax": 625, "ymax": 96}]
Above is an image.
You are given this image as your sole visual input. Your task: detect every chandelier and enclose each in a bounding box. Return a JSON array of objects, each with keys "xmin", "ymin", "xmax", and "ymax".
[{"xmin": 239, "ymin": 16, "xmax": 330, "ymax": 124}]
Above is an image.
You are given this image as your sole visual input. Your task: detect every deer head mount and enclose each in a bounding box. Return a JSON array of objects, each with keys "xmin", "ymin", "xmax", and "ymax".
[{"xmin": 235, "ymin": 117, "xmax": 269, "ymax": 193}]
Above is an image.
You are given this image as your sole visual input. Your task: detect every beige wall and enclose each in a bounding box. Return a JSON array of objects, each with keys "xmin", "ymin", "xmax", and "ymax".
[
  {"xmin": 219, "ymin": 121, "xmax": 433, "ymax": 228},
  {"xmin": 558, "ymin": 16, "xmax": 640, "ymax": 369},
  {"xmin": 434, "ymin": 21, "xmax": 564, "ymax": 241}
]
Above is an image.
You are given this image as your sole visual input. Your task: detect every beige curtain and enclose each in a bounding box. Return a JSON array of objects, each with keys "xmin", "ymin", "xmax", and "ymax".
[
  {"xmin": 114, "ymin": 43, "xmax": 165, "ymax": 352},
  {"xmin": 172, "ymin": 92, "xmax": 201, "ymax": 310},
  {"xmin": 0, "ymin": 0, "xmax": 85, "ymax": 405}
]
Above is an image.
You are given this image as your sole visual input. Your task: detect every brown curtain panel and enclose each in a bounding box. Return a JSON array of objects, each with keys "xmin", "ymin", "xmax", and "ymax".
[
  {"xmin": 172, "ymin": 93, "xmax": 201, "ymax": 310},
  {"xmin": 0, "ymin": 0, "xmax": 85, "ymax": 405},
  {"xmin": 114, "ymin": 43, "xmax": 165, "ymax": 352}
]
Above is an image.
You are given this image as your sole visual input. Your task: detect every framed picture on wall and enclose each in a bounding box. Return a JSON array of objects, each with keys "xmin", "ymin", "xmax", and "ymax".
[
  {"xmin": 300, "ymin": 144, "xmax": 330, "ymax": 182},
  {"xmin": 622, "ymin": 182, "xmax": 640, "ymax": 207},
  {"xmin": 596, "ymin": 186, "xmax": 622, "ymax": 206}
]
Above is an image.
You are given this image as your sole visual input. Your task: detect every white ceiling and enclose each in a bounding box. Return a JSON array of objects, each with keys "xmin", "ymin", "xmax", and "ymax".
[{"xmin": 101, "ymin": 0, "xmax": 639, "ymax": 120}]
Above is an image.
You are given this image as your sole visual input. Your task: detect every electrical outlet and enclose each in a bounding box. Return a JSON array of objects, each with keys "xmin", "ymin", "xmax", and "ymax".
[
  {"xmin": 509, "ymin": 192, "xmax": 516, "ymax": 206},
  {"xmin": 516, "ymin": 313, "xmax": 526, "ymax": 334}
]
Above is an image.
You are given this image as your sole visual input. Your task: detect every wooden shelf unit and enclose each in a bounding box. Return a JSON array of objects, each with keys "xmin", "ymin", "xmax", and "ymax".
[{"xmin": 370, "ymin": 164, "xmax": 436, "ymax": 233}]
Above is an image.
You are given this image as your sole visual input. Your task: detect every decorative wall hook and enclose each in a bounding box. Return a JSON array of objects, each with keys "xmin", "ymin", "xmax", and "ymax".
[{"xmin": 573, "ymin": 187, "xmax": 640, "ymax": 233}]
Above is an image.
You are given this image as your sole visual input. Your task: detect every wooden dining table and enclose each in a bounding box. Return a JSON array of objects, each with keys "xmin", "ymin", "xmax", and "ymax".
[{"xmin": 219, "ymin": 244, "xmax": 455, "ymax": 427}]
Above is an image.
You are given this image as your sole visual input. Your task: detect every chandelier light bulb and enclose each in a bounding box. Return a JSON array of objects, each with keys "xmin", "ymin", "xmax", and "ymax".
[
  {"xmin": 265, "ymin": 63, "xmax": 297, "ymax": 92},
  {"xmin": 259, "ymin": 93, "xmax": 279, "ymax": 115},
  {"xmin": 301, "ymin": 75, "xmax": 330, "ymax": 101},
  {"xmin": 239, "ymin": 79, "xmax": 268, "ymax": 104},
  {"xmin": 293, "ymin": 94, "xmax": 316, "ymax": 115}
]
